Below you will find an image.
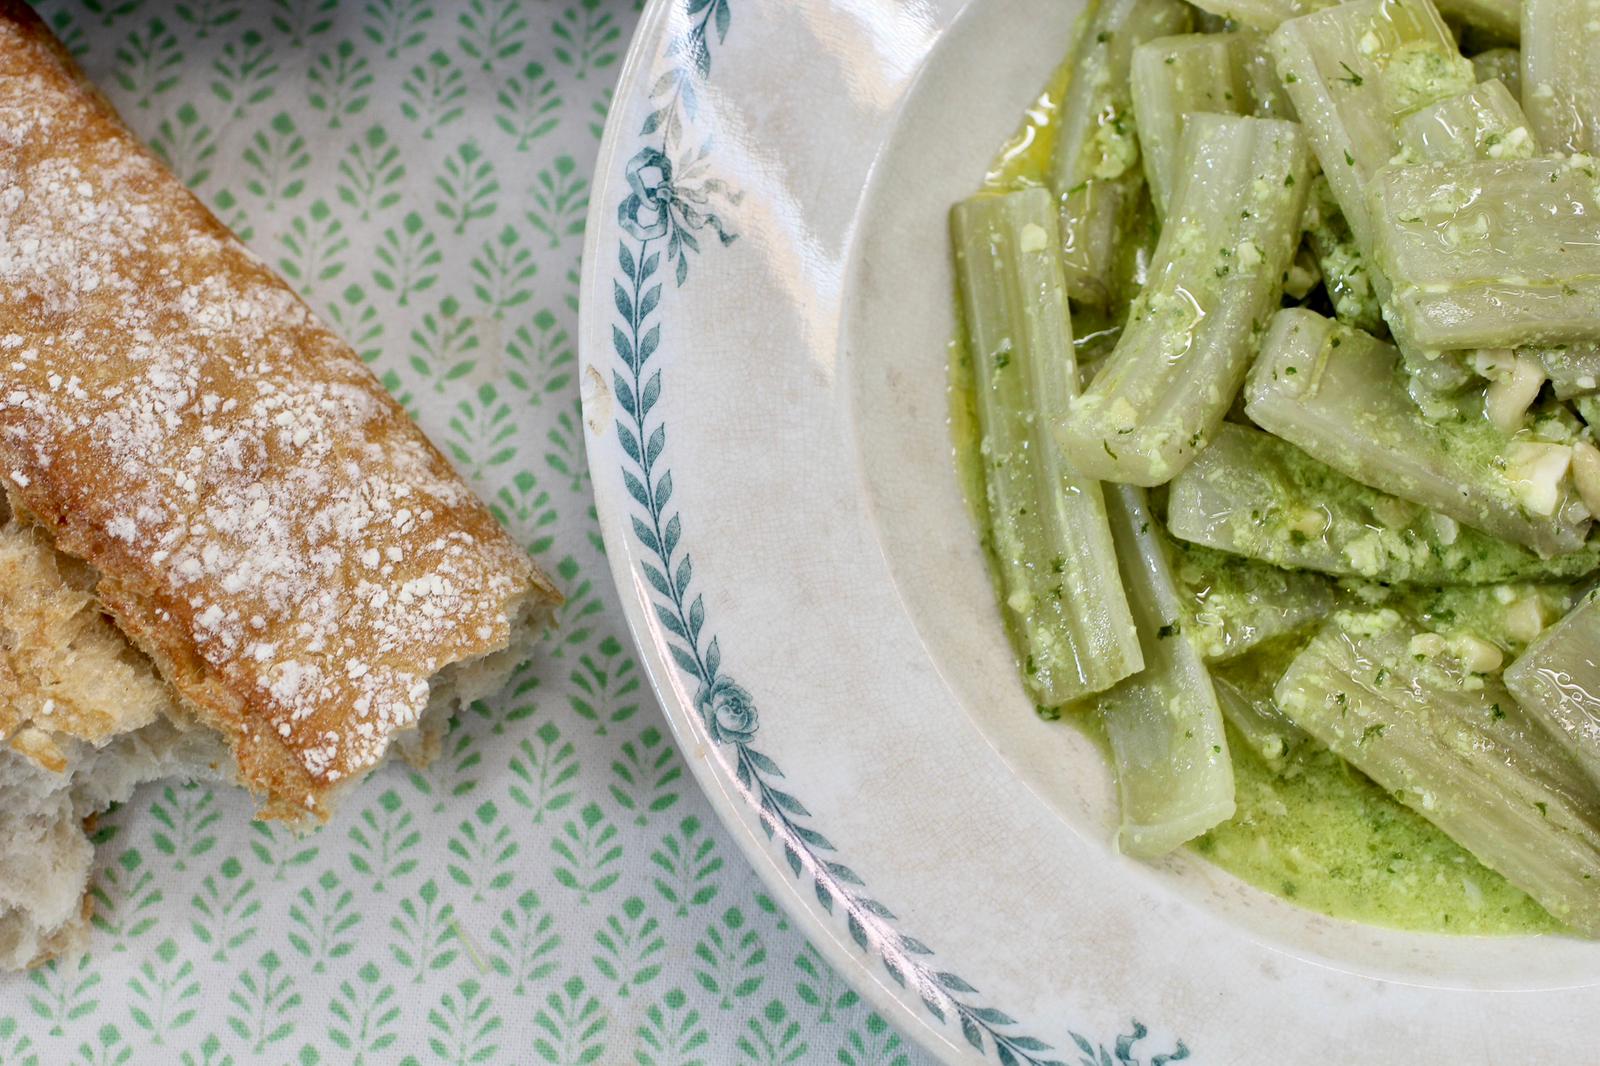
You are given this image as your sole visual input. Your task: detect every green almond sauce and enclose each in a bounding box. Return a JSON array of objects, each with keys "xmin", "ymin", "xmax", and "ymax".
[
  {"xmin": 950, "ymin": 55, "xmax": 1560, "ymax": 936},
  {"xmin": 1201, "ymin": 720, "xmax": 1557, "ymax": 934}
]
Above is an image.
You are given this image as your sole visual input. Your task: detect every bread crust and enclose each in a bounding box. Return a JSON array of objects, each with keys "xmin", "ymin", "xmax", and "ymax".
[{"xmin": 0, "ymin": 2, "xmax": 559, "ymax": 819}]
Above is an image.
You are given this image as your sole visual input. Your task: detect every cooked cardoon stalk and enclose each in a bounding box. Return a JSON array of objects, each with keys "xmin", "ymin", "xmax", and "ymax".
[
  {"xmin": 1277, "ymin": 611, "xmax": 1600, "ymax": 936},
  {"xmin": 1166, "ymin": 422, "xmax": 1600, "ymax": 582},
  {"xmin": 1521, "ymin": 0, "xmax": 1600, "ymax": 153},
  {"xmin": 1107, "ymin": 182, "xmax": 1163, "ymax": 312},
  {"xmin": 1214, "ymin": 663, "xmax": 1310, "ymax": 772},
  {"xmin": 1392, "ymin": 81, "xmax": 1597, "ymax": 414},
  {"xmin": 1505, "ymin": 594, "xmax": 1600, "ymax": 787},
  {"xmin": 1396, "ymin": 78, "xmax": 1534, "ymax": 163},
  {"xmin": 1130, "ymin": 34, "xmax": 1250, "ymax": 217},
  {"xmin": 1098, "ymin": 486, "xmax": 1235, "ymax": 859},
  {"xmin": 1245, "ymin": 309, "xmax": 1592, "ymax": 556},
  {"xmin": 1182, "ymin": 0, "xmax": 1334, "ymax": 31},
  {"xmin": 1270, "ymin": 0, "xmax": 1472, "ymax": 251},
  {"xmin": 1537, "ymin": 346, "xmax": 1600, "ymax": 399},
  {"xmin": 1240, "ymin": 33, "xmax": 1298, "ymax": 119},
  {"xmin": 1058, "ymin": 114, "xmax": 1310, "ymax": 486},
  {"xmin": 1368, "ymin": 157, "xmax": 1600, "ymax": 351},
  {"xmin": 1050, "ymin": 0, "xmax": 1193, "ymax": 307},
  {"xmin": 1170, "ymin": 539, "xmax": 1334, "ymax": 661},
  {"xmin": 1470, "ymin": 47, "xmax": 1521, "ymax": 99},
  {"xmin": 950, "ymin": 188, "xmax": 1143, "ymax": 706},
  {"xmin": 1435, "ymin": 0, "xmax": 1520, "ymax": 42},
  {"xmin": 1301, "ymin": 175, "xmax": 1383, "ymax": 332}
]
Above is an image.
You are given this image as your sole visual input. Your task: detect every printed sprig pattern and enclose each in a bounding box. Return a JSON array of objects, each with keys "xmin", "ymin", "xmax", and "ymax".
[{"xmin": 0, "ymin": 2, "xmax": 1195, "ymax": 1064}]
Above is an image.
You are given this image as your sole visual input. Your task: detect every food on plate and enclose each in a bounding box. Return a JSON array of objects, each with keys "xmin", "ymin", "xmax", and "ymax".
[
  {"xmin": 0, "ymin": 2, "xmax": 560, "ymax": 967},
  {"xmin": 950, "ymin": 0, "xmax": 1600, "ymax": 934},
  {"xmin": 951, "ymin": 188, "xmax": 1144, "ymax": 706}
]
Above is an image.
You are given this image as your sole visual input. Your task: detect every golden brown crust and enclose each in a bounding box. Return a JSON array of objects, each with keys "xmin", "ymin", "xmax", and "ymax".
[{"xmin": 0, "ymin": 4, "xmax": 559, "ymax": 819}]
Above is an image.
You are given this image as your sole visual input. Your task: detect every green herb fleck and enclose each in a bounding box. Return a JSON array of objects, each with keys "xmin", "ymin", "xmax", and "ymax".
[
  {"xmin": 1157, "ymin": 622, "xmax": 1181, "ymax": 639},
  {"xmin": 1336, "ymin": 61, "xmax": 1364, "ymax": 86}
]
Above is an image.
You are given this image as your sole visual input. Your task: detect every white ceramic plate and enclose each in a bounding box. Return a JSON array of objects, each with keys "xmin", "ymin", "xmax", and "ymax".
[{"xmin": 579, "ymin": 1, "xmax": 1600, "ymax": 1061}]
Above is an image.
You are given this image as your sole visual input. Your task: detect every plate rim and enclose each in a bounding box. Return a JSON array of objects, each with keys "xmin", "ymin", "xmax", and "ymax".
[
  {"xmin": 575, "ymin": 3, "xmax": 1130, "ymax": 1063},
  {"xmin": 579, "ymin": 3, "xmax": 1600, "ymax": 1063}
]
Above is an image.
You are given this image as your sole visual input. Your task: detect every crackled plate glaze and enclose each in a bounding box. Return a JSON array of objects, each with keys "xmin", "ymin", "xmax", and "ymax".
[{"xmin": 579, "ymin": 1, "xmax": 1600, "ymax": 1062}]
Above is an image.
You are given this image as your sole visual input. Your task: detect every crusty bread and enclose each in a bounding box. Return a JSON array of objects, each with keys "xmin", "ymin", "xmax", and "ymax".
[
  {"xmin": 0, "ymin": 500, "xmax": 228, "ymax": 967},
  {"xmin": 0, "ymin": 3, "xmax": 560, "ymax": 965},
  {"xmin": 0, "ymin": 0, "xmax": 559, "ymax": 823},
  {"xmin": 0, "ymin": 493, "xmax": 548, "ymax": 968},
  {"xmin": 0, "ymin": 718, "xmax": 228, "ymax": 969}
]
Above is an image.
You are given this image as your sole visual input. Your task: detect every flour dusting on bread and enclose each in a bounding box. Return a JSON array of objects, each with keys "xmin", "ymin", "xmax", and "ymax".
[{"xmin": 0, "ymin": 3, "xmax": 559, "ymax": 830}]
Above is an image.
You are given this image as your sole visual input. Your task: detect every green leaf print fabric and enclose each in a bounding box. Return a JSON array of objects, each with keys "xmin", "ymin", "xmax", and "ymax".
[{"xmin": 0, "ymin": 2, "xmax": 934, "ymax": 1063}]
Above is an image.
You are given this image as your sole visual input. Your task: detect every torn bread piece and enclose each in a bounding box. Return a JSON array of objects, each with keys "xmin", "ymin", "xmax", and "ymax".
[
  {"xmin": 0, "ymin": 0, "xmax": 559, "ymax": 963},
  {"xmin": 0, "ymin": 500, "xmax": 228, "ymax": 968}
]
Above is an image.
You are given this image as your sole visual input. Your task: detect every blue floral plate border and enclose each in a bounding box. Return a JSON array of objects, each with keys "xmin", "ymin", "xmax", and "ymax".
[
  {"xmin": 580, "ymin": 3, "xmax": 1188, "ymax": 1062},
  {"xmin": 579, "ymin": 1, "xmax": 1600, "ymax": 1062}
]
